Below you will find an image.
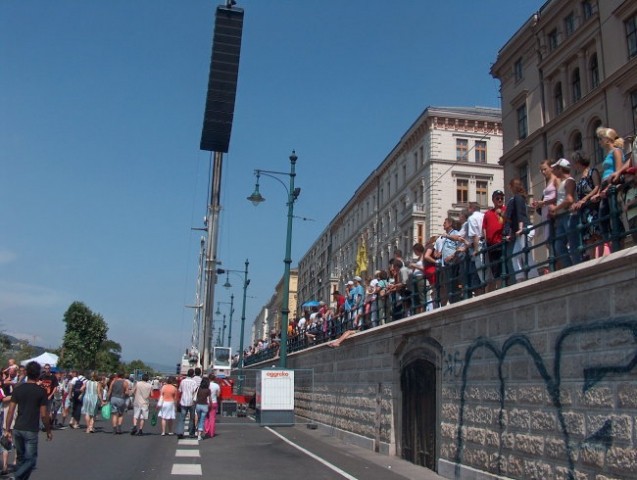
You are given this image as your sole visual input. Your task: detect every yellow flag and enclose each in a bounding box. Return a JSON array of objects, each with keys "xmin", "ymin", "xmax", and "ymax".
[{"xmin": 355, "ymin": 239, "xmax": 367, "ymax": 276}]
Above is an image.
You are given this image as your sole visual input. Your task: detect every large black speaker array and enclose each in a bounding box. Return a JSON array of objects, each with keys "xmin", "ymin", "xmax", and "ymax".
[{"xmin": 200, "ymin": 5, "xmax": 244, "ymax": 153}]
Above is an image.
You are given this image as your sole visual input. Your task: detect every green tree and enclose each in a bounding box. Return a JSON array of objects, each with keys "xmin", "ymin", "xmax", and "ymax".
[
  {"xmin": 122, "ymin": 359, "xmax": 156, "ymax": 378},
  {"xmin": 0, "ymin": 332, "xmax": 12, "ymax": 367},
  {"xmin": 94, "ymin": 340, "xmax": 122, "ymax": 373},
  {"xmin": 59, "ymin": 301, "xmax": 108, "ymax": 370}
]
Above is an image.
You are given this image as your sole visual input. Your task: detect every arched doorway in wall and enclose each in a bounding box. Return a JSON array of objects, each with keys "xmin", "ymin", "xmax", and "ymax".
[{"xmin": 401, "ymin": 357, "xmax": 437, "ymax": 471}]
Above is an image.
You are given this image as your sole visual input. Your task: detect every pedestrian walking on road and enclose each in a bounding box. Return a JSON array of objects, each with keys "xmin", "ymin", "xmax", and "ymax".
[
  {"xmin": 67, "ymin": 370, "xmax": 85, "ymax": 429},
  {"xmin": 203, "ymin": 374, "xmax": 220, "ymax": 439},
  {"xmin": 81, "ymin": 372, "xmax": 102, "ymax": 433},
  {"xmin": 3, "ymin": 361, "xmax": 52, "ymax": 480},
  {"xmin": 176, "ymin": 369, "xmax": 198, "ymax": 439},
  {"xmin": 107, "ymin": 372, "xmax": 130, "ymax": 434},
  {"xmin": 158, "ymin": 377, "xmax": 178, "ymax": 436},
  {"xmin": 38, "ymin": 364, "xmax": 57, "ymax": 428},
  {"xmin": 130, "ymin": 374, "xmax": 152, "ymax": 436}
]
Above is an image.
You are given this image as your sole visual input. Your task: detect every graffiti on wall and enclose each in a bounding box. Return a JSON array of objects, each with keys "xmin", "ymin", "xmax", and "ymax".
[
  {"xmin": 442, "ymin": 348, "xmax": 463, "ymax": 378},
  {"xmin": 453, "ymin": 317, "xmax": 637, "ymax": 480}
]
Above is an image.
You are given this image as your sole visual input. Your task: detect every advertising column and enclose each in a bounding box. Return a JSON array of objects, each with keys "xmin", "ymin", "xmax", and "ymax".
[{"xmin": 256, "ymin": 369, "xmax": 294, "ymax": 426}]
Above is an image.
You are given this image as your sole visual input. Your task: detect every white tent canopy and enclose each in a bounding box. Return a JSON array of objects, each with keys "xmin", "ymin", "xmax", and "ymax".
[{"xmin": 20, "ymin": 352, "xmax": 59, "ymax": 367}]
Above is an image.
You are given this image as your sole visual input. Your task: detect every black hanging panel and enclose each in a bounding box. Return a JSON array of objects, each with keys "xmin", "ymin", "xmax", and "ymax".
[{"xmin": 200, "ymin": 5, "xmax": 244, "ymax": 153}]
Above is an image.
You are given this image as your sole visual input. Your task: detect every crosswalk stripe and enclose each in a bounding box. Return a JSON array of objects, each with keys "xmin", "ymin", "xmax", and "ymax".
[
  {"xmin": 178, "ymin": 439, "xmax": 199, "ymax": 446},
  {"xmin": 171, "ymin": 464, "xmax": 202, "ymax": 476},
  {"xmin": 175, "ymin": 449, "xmax": 201, "ymax": 458},
  {"xmin": 170, "ymin": 412, "xmax": 202, "ymax": 475}
]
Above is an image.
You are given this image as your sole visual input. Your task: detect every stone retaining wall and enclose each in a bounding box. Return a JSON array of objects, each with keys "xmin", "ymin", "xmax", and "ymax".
[{"xmin": 248, "ymin": 247, "xmax": 637, "ymax": 479}]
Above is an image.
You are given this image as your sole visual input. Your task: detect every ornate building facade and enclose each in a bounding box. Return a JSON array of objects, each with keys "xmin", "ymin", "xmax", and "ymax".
[
  {"xmin": 490, "ymin": 0, "xmax": 637, "ymax": 201},
  {"xmin": 297, "ymin": 106, "xmax": 504, "ymax": 307},
  {"xmin": 250, "ymin": 269, "xmax": 297, "ymax": 345}
]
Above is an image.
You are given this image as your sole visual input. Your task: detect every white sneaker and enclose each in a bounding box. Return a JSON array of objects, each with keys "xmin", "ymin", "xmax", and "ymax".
[{"xmin": 197, "ymin": 434, "xmax": 202, "ymax": 441}]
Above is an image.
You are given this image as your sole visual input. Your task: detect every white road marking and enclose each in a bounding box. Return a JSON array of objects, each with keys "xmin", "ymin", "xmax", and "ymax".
[
  {"xmin": 171, "ymin": 417, "xmax": 202, "ymax": 475},
  {"xmin": 171, "ymin": 464, "xmax": 202, "ymax": 475},
  {"xmin": 175, "ymin": 449, "xmax": 201, "ymax": 458},
  {"xmin": 178, "ymin": 439, "xmax": 199, "ymax": 446},
  {"xmin": 265, "ymin": 427, "xmax": 359, "ymax": 480}
]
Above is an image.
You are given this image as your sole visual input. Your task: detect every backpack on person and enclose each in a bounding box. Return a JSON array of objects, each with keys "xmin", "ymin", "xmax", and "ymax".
[{"xmin": 72, "ymin": 377, "xmax": 84, "ymax": 400}]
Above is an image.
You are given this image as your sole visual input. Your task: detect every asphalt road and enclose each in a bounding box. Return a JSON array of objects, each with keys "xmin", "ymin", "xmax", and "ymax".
[{"xmin": 10, "ymin": 411, "xmax": 444, "ymax": 480}]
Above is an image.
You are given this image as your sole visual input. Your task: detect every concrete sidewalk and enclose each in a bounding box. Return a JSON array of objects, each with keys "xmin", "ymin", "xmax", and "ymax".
[{"xmin": 279, "ymin": 420, "xmax": 447, "ymax": 480}]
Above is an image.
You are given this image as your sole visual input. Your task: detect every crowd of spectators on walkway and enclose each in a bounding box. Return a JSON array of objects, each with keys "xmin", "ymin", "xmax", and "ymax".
[
  {"xmin": 1, "ymin": 359, "xmax": 221, "ymax": 477},
  {"xmin": 245, "ymin": 126, "xmax": 637, "ymax": 363}
]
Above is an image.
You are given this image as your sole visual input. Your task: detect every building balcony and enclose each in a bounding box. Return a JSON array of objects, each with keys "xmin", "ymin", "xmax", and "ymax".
[{"xmin": 399, "ymin": 202, "xmax": 427, "ymax": 224}]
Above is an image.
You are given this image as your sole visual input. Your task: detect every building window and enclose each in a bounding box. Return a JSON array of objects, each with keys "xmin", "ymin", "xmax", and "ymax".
[
  {"xmin": 476, "ymin": 181, "xmax": 488, "ymax": 207},
  {"xmin": 517, "ymin": 104, "xmax": 528, "ymax": 140},
  {"xmin": 564, "ymin": 12, "xmax": 575, "ymax": 37},
  {"xmin": 475, "ymin": 140, "xmax": 487, "ymax": 163},
  {"xmin": 514, "ymin": 57, "xmax": 523, "ymax": 82},
  {"xmin": 456, "ymin": 179, "xmax": 468, "ymax": 204},
  {"xmin": 590, "ymin": 53, "xmax": 599, "ymax": 89},
  {"xmin": 518, "ymin": 165, "xmax": 529, "ymax": 193},
  {"xmin": 582, "ymin": 1, "xmax": 593, "ymax": 21},
  {"xmin": 572, "ymin": 68, "xmax": 581, "ymax": 102},
  {"xmin": 552, "ymin": 142, "xmax": 564, "ymax": 160},
  {"xmin": 572, "ymin": 131, "xmax": 583, "ymax": 152},
  {"xmin": 631, "ymin": 90, "xmax": 637, "ymax": 134},
  {"xmin": 456, "ymin": 138, "xmax": 468, "ymax": 161},
  {"xmin": 548, "ymin": 29, "xmax": 559, "ymax": 51},
  {"xmin": 627, "ymin": 14, "xmax": 637, "ymax": 59},
  {"xmin": 591, "ymin": 119, "xmax": 603, "ymax": 163},
  {"xmin": 554, "ymin": 82, "xmax": 564, "ymax": 115}
]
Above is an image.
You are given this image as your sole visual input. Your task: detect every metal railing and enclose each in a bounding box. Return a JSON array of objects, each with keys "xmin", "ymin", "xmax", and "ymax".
[{"xmin": 244, "ymin": 183, "xmax": 637, "ymax": 366}]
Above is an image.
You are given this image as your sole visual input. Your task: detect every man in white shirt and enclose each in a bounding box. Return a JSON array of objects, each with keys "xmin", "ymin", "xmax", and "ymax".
[
  {"xmin": 467, "ymin": 202, "xmax": 487, "ymax": 294},
  {"xmin": 176, "ymin": 369, "xmax": 198, "ymax": 439},
  {"xmin": 193, "ymin": 368, "xmax": 202, "ymax": 388}
]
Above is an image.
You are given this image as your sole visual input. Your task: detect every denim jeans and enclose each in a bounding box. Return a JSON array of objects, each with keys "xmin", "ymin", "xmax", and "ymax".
[
  {"xmin": 175, "ymin": 404, "xmax": 196, "ymax": 436},
  {"xmin": 195, "ymin": 404, "xmax": 209, "ymax": 432},
  {"xmin": 13, "ymin": 429, "xmax": 39, "ymax": 480},
  {"xmin": 554, "ymin": 214, "xmax": 573, "ymax": 268}
]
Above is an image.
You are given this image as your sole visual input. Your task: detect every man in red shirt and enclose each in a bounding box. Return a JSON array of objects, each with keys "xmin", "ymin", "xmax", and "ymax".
[{"xmin": 482, "ymin": 190, "xmax": 506, "ymax": 292}]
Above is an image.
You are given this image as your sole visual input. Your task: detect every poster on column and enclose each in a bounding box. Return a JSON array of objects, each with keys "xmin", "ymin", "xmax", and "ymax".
[{"xmin": 256, "ymin": 369, "xmax": 294, "ymax": 411}]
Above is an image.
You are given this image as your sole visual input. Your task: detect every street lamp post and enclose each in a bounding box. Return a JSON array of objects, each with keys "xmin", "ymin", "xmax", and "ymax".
[
  {"xmin": 217, "ymin": 259, "xmax": 250, "ymax": 393},
  {"xmin": 215, "ymin": 297, "xmax": 234, "ymax": 348},
  {"xmin": 247, "ymin": 150, "xmax": 299, "ymax": 368},
  {"xmin": 221, "ymin": 314, "xmax": 227, "ymax": 346},
  {"xmin": 227, "ymin": 294, "xmax": 235, "ymax": 348}
]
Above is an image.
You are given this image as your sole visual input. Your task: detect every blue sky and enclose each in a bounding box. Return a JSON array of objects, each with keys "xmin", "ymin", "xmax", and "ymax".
[{"xmin": 0, "ymin": 0, "xmax": 541, "ymax": 368}]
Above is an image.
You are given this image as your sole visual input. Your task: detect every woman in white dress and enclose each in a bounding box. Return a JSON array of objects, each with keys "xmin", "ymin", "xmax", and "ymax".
[{"xmin": 158, "ymin": 377, "xmax": 178, "ymax": 436}]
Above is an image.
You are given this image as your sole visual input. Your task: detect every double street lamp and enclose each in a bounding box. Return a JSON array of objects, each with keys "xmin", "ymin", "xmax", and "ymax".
[
  {"xmin": 215, "ymin": 296, "xmax": 234, "ymax": 347},
  {"xmin": 216, "ymin": 259, "xmax": 250, "ymax": 367},
  {"xmin": 247, "ymin": 150, "xmax": 299, "ymax": 369}
]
